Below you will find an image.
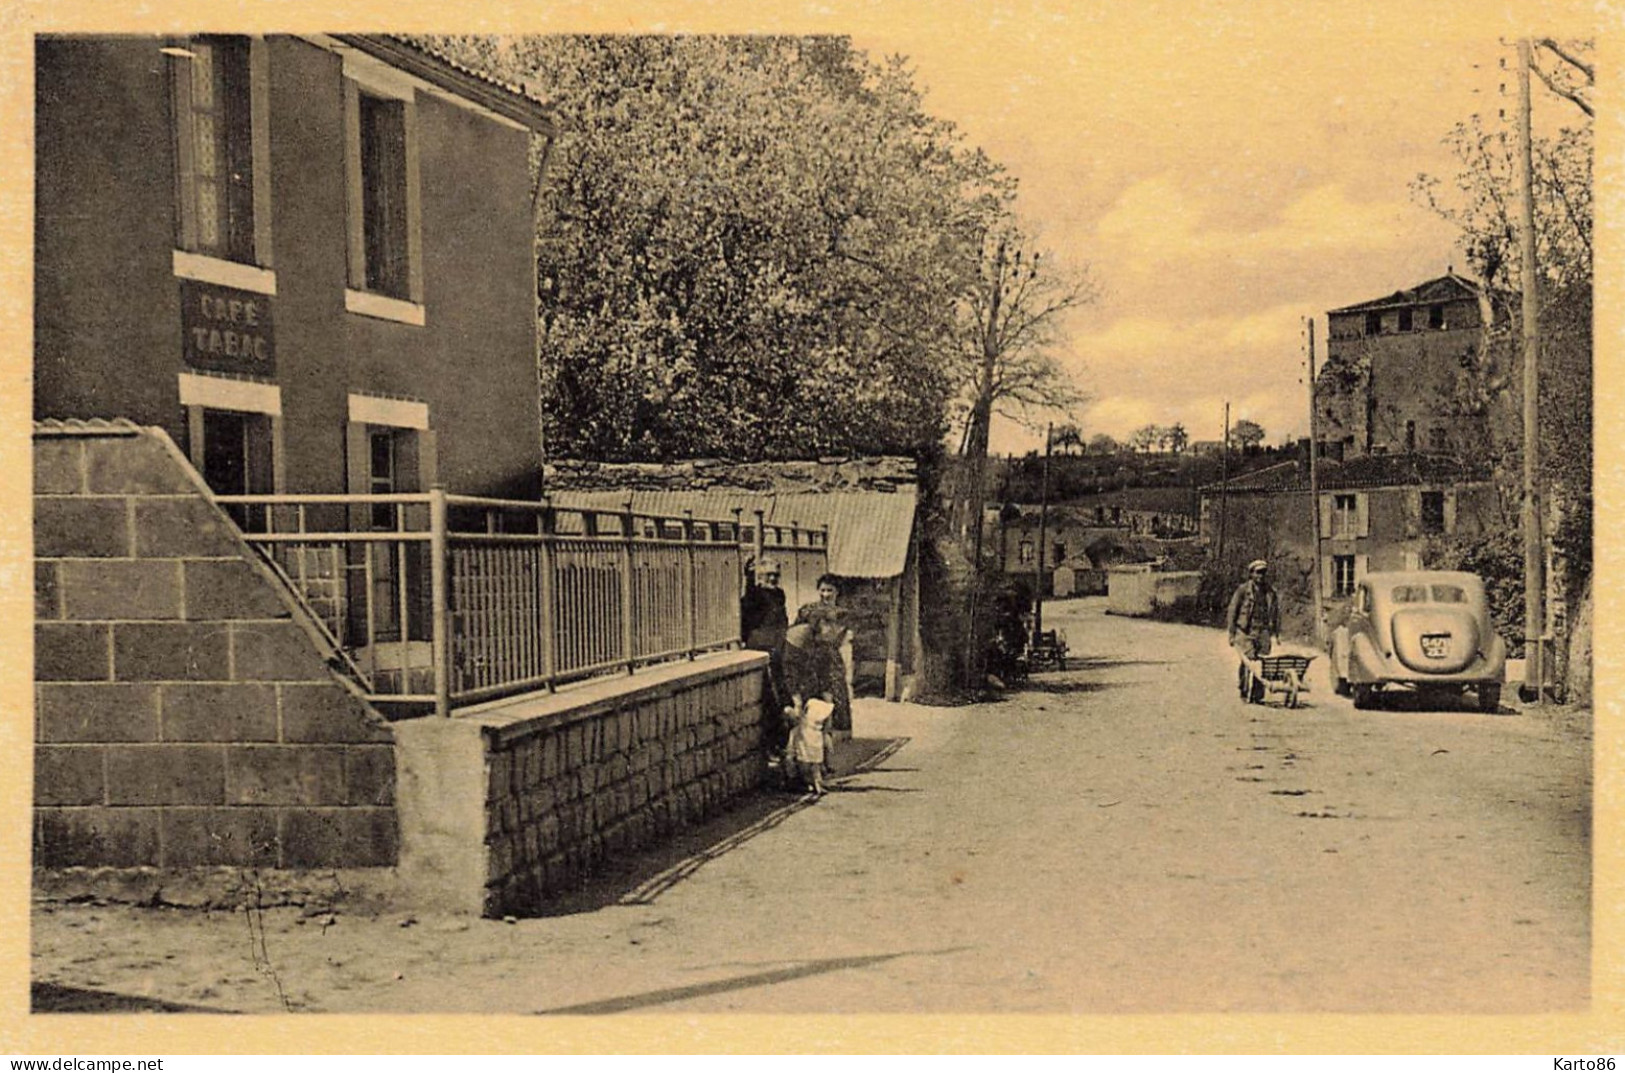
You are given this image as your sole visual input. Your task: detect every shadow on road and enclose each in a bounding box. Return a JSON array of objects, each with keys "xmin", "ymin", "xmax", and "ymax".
[
  {"xmin": 32, "ymin": 981, "xmax": 228, "ymax": 1014},
  {"xmin": 1066, "ymin": 657, "xmax": 1175, "ymax": 670},
  {"xmin": 1357, "ymin": 690, "xmax": 1508, "ymax": 715},
  {"xmin": 531, "ymin": 737, "xmax": 911, "ymax": 917},
  {"xmin": 1017, "ymin": 678, "xmax": 1123, "ymax": 695},
  {"xmin": 534, "ymin": 946, "xmax": 968, "ymax": 1014}
]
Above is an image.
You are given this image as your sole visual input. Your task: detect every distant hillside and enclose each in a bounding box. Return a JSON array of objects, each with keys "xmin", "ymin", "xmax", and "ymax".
[{"xmin": 982, "ymin": 446, "xmax": 1300, "ymax": 505}]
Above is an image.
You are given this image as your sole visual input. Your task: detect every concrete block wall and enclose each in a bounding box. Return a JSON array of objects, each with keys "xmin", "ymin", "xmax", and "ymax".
[
  {"xmin": 394, "ymin": 650, "xmax": 769, "ymax": 916},
  {"xmin": 33, "ymin": 425, "xmax": 397, "ymax": 870}
]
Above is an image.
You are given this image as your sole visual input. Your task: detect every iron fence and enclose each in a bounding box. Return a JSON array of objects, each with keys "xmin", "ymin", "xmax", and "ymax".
[{"xmin": 215, "ymin": 491, "xmax": 821, "ymax": 715}]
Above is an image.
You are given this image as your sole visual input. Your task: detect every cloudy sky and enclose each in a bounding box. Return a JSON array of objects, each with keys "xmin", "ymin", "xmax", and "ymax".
[{"xmin": 852, "ymin": 0, "xmax": 1590, "ymax": 453}]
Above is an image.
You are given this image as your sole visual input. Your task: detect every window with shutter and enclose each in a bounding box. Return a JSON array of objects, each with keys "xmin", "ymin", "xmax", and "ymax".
[{"xmin": 1332, "ymin": 494, "xmax": 1358, "ymax": 538}]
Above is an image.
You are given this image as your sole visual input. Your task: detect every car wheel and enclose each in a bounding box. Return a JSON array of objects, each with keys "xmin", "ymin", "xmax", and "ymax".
[
  {"xmin": 1352, "ymin": 683, "xmax": 1376, "ymax": 710},
  {"xmin": 1477, "ymin": 684, "xmax": 1501, "ymax": 714}
]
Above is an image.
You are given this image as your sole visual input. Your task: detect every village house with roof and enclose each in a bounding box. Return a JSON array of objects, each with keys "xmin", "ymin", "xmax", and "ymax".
[
  {"xmin": 1200, "ymin": 273, "xmax": 1508, "ymax": 632},
  {"xmin": 1316, "ymin": 272, "xmax": 1510, "ymax": 459},
  {"xmin": 31, "ymin": 34, "xmax": 810, "ymax": 914}
]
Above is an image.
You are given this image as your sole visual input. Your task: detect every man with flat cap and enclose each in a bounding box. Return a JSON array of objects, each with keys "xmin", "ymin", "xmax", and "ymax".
[{"xmin": 1226, "ymin": 559, "xmax": 1280, "ymax": 702}]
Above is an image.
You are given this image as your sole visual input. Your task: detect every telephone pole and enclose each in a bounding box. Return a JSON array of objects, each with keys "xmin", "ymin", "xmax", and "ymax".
[
  {"xmin": 1517, "ymin": 37, "xmax": 1546, "ymax": 703},
  {"xmin": 1308, "ymin": 318, "xmax": 1325, "ymax": 647},
  {"xmin": 1216, "ymin": 402, "xmax": 1230, "ymax": 572},
  {"xmin": 1032, "ymin": 423, "xmax": 1054, "ymax": 647}
]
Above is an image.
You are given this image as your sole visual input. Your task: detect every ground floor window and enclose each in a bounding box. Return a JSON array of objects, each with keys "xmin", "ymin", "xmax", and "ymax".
[
  {"xmin": 1333, "ymin": 554, "xmax": 1357, "ymax": 597},
  {"xmin": 1421, "ymin": 490, "xmax": 1447, "ymax": 535},
  {"xmin": 189, "ymin": 406, "xmax": 275, "ymax": 528}
]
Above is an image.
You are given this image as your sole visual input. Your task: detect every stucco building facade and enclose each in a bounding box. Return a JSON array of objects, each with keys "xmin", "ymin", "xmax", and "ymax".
[{"xmin": 36, "ymin": 34, "xmax": 555, "ymax": 501}]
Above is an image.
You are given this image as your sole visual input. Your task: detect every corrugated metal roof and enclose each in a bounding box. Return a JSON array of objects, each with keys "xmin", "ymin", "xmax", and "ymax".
[{"xmin": 550, "ymin": 489, "xmax": 917, "ymax": 579}]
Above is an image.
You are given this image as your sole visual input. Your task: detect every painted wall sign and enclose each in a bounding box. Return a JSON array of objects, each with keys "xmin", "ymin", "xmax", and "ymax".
[{"xmin": 181, "ymin": 280, "xmax": 275, "ymax": 376}]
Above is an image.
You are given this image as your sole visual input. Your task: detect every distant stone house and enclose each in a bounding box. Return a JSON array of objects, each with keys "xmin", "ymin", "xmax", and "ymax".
[
  {"xmin": 1200, "ymin": 454, "xmax": 1501, "ymax": 624},
  {"xmin": 991, "ymin": 502, "xmax": 1195, "ymax": 596},
  {"xmin": 1317, "ymin": 273, "xmax": 1510, "ymax": 459}
]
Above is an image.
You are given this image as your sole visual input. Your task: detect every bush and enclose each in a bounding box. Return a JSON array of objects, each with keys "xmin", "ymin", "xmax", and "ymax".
[{"xmin": 1423, "ymin": 529, "xmax": 1524, "ymax": 654}]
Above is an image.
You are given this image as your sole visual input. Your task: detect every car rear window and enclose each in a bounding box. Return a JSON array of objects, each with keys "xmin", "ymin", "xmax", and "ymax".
[
  {"xmin": 1430, "ymin": 584, "xmax": 1468, "ymax": 603},
  {"xmin": 1391, "ymin": 585, "xmax": 1429, "ymax": 603}
]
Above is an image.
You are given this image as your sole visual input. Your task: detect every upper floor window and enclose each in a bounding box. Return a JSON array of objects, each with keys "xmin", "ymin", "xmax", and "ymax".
[
  {"xmin": 1018, "ymin": 540, "xmax": 1035, "ymax": 564},
  {"xmin": 359, "ymin": 93, "xmax": 410, "ymax": 298},
  {"xmin": 344, "ymin": 61, "xmax": 423, "ymax": 321},
  {"xmin": 1428, "ymin": 426, "xmax": 1449, "ymax": 452},
  {"xmin": 1331, "ymin": 493, "xmax": 1358, "ymax": 538},
  {"xmin": 172, "ymin": 36, "xmax": 272, "ymax": 270}
]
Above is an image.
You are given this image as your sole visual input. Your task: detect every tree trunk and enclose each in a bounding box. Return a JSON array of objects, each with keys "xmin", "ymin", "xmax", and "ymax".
[{"xmin": 1564, "ymin": 574, "xmax": 1591, "ymax": 706}]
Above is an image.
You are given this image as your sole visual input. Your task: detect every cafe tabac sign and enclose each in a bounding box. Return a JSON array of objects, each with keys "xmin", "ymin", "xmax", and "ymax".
[{"xmin": 181, "ymin": 280, "xmax": 275, "ymax": 376}]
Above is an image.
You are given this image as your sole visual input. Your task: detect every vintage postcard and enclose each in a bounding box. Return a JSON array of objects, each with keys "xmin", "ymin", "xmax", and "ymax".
[{"xmin": 2, "ymin": 0, "xmax": 1616, "ymax": 1056}]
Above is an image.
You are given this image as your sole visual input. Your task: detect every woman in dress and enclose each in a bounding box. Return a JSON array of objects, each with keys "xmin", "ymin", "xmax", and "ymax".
[{"xmin": 792, "ymin": 574, "xmax": 853, "ymax": 750}]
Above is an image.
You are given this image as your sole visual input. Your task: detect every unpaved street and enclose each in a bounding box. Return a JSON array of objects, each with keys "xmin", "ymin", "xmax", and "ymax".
[{"xmin": 32, "ymin": 597, "xmax": 1591, "ymax": 1014}]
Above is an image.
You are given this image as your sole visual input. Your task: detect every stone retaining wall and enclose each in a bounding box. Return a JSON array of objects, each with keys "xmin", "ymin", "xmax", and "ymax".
[
  {"xmin": 33, "ymin": 423, "xmax": 397, "ymax": 870},
  {"xmin": 394, "ymin": 650, "xmax": 769, "ymax": 916}
]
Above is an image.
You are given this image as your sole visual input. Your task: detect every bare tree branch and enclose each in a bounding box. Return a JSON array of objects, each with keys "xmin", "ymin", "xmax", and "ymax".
[
  {"xmin": 1532, "ymin": 58, "xmax": 1593, "ymax": 117},
  {"xmin": 1538, "ymin": 38, "xmax": 1594, "ymax": 82}
]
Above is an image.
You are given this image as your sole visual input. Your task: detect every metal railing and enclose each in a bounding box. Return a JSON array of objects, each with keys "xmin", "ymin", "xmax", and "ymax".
[{"xmin": 215, "ymin": 490, "xmax": 786, "ymax": 716}]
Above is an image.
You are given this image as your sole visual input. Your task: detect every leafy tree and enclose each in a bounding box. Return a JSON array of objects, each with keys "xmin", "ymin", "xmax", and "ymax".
[
  {"xmin": 1411, "ymin": 38, "xmax": 1592, "ymax": 584},
  {"xmin": 428, "ymin": 35, "xmax": 1010, "ymax": 461},
  {"xmin": 1049, "ymin": 423, "xmax": 1084, "ymax": 455},
  {"xmin": 1159, "ymin": 422, "xmax": 1189, "ymax": 454},
  {"xmin": 1087, "ymin": 432, "xmax": 1119, "ymax": 455},
  {"xmin": 1231, "ymin": 418, "xmax": 1265, "ymax": 452},
  {"xmin": 1128, "ymin": 425, "xmax": 1159, "ymax": 453}
]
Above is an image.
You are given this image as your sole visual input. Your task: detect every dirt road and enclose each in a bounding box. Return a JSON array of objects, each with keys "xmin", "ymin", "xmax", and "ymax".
[{"xmin": 31, "ymin": 597, "xmax": 1591, "ymax": 1014}]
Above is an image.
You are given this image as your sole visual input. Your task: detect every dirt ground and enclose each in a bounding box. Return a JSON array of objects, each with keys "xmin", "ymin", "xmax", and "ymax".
[{"xmin": 30, "ymin": 598, "xmax": 1592, "ymax": 1017}]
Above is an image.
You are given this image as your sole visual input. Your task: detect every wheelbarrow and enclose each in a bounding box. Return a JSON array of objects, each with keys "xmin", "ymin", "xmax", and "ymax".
[{"xmin": 1241, "ymin": 652, "xmax": 1316, "ymax": 709}]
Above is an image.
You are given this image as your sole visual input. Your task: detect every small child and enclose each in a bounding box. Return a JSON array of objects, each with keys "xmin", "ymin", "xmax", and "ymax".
[{"xmin": 786, "ymin": 696, "xmax": 836, "ymax": 795}]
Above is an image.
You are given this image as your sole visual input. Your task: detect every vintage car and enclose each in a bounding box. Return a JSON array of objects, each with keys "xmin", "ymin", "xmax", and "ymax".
[{"xmin": 1329, "ymin": 570, "xmax": 1507, "ymax": 712}]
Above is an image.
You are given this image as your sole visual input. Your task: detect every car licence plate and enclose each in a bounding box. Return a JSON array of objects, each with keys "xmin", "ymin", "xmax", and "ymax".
[{"xmin": 1421, "ymin": 633, "xmax": 1450, "ymax": 659}]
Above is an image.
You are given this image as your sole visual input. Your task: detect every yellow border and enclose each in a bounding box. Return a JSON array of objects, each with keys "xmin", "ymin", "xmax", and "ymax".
[{"xmin": 2, "ymin": 0, "xmax": 1618, "ymax": 1055}]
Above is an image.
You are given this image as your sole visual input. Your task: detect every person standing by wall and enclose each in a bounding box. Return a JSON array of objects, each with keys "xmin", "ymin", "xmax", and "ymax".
[
  {"xmin": 1226, "ymin": 559, "xmax": 1281, "ymax": 702},
  {"xmin": 741, "ymin": 557, "xmax": 791, "ymax": 769}
]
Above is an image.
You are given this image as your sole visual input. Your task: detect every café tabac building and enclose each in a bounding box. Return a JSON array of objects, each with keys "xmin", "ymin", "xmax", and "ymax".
[{"xmin": 36, "ymin": 34, "xmax": 557, "ymax": 500}]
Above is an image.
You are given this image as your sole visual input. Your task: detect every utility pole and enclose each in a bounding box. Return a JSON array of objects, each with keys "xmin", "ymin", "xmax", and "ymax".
[
  {"xmin": 1032, "ymin": 422, "xmax": 1053, "ymax": 647},
  {"xmin": 1517, "ymin": 37, "xmax": 1546, "ymax": 704},
  {"xmin": 1307, "ymin": 318, "xmax": 1326, "ymax": 647},
  {"xmin": 1216, "ymin": 402, "xmax": 1230, "ymax": 576}
]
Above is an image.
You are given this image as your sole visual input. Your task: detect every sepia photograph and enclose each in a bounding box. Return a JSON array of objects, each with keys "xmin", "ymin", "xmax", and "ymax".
[{"xmin": 6, "ymin": 0, "xmax": 1612, "ymax": 1055}]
